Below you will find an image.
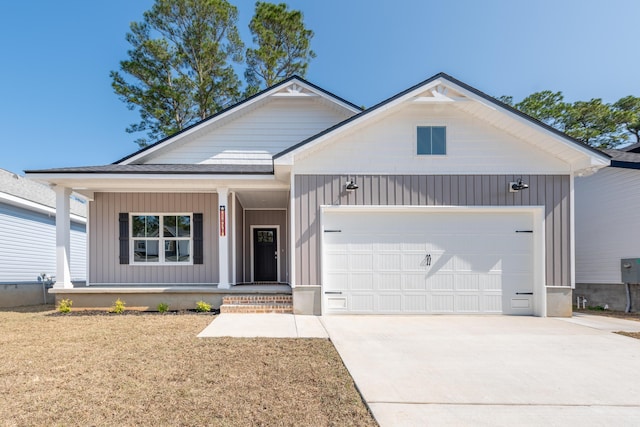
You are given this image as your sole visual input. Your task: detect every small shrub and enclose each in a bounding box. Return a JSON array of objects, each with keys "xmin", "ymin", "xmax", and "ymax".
[
  {"xmin": 157, "ymin": 302, "xmax": 169, "ymax": 313},
  {"xmin": 110, "ymin": 298, "xmax": 126, "ymax": 314},
  {"xmin": 57, "ymin": 299, "xmax": 73, "ymax": 313},
  {"xmin": 588, "ymin": 305, "xmax": 606, "ymax": 311},
  {"xmin": 195, "ymin": 300, "xmax": 211, "ymax": 312}
]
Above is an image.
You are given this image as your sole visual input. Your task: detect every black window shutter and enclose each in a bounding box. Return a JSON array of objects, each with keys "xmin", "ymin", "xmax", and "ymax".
[
  {"xmin": 119, "ymin": 213, "xmax": 129, "ymax": 265},
  {"xmin": 193, "ymin": 213, "xmax": 203, "ymax": 265}
]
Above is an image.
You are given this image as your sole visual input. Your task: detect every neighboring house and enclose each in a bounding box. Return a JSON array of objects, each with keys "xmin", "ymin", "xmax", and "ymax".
[
  {"xmin": 0, "ymin": 169, "xmax": 86, "ymax": 307},
  {"xmin": 575, "ymin": 149, "xmax": 640, "ymax": 311},
  {"xmin": 26, "ymin": 73, "xmax": 609, "ymax": 316}
]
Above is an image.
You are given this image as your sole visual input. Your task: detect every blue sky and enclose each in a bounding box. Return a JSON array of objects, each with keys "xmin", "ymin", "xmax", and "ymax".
[{"xmin": 1, "ymin": 0, "xmax": 638, "ymax": 174}]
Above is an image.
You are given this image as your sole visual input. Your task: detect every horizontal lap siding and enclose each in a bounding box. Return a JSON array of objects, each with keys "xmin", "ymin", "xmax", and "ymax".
[
  {"xmin": 0, "ymin": 203, "xmax": 86, "ymax": 283},
  {"xmin": 89, "ymin": 193, "xmax": 218, "ymax": 284},
  {"xmin": 294, "ymin": 174, "xmax": 570, "ymax": 288}
]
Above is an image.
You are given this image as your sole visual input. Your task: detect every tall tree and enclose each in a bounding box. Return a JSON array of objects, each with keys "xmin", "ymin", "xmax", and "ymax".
[
  {"xmin": 613, "ymin": 96, "xmax": 640, "ymax": 143},
  {"xmin": 244, "ymin": 2, "xmax": 315, "ymax": 94},
  {"xmin": 514, "ymin": 91, "xmax": 569, "ymax": 131},
  {"xmin": 563, "ymin": 99, "xmax": 622, "ymax": 148},
  {"xmin": 111, "ymin": 0, "xmax": 244, "ymax": 147}
]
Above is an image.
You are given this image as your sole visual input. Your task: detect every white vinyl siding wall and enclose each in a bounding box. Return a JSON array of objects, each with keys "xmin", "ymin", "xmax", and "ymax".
[
  {"xmin": 575, "ymin": 167, "xmax": 640, "ymax": 284},
  {"xmin": 149, "ymin": 98, "xmax": 352, "ymax": 165},
  {"xmin": 0, "ymin": 202, "xmax": 86, "ymax": 283},
  {"xmin": 293, "ymin": 104, "xmax": 570, "ymax": 174}
]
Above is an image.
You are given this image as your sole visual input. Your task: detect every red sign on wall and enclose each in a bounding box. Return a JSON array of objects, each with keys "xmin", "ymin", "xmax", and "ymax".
[{"xmin": 219, "ymin": 206, "xmax": 226, "ymax": 237}]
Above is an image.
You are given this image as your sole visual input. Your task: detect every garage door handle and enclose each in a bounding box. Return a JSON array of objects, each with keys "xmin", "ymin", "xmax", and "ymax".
[
  {"xmin": 516, "ymin": 292, "xmax": 533, "ymax": 295},
  {"xmin": 324, "ymin": 291, "xmax": 342, "ymax": 295},
  {"xmin": 324, "ymin": 230, "xmax": 342, "ymax": 233}
]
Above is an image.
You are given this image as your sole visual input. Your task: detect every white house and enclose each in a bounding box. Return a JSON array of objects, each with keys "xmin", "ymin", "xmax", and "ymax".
[
  {"xmin": 575, "ymin": 149, "xmax": 640, "ymax": 311},
  {"xmin": 0, "ymin": 169, "xmax": 86, "ymax": 307},
  {"xmin": 26, "ymin": 73, "xmax": 609, "ymax": 316}
]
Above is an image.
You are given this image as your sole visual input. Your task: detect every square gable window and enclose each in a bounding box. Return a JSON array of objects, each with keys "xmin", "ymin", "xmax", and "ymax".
[{"xmin": 417, "ymin": 126, "xmax": 446, "ymax": 155}]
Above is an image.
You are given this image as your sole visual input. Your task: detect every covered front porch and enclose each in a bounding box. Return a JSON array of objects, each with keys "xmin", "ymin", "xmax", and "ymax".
[{"xmin": 27, "ymin": 166, "xmax": 294, "ymax": 311}]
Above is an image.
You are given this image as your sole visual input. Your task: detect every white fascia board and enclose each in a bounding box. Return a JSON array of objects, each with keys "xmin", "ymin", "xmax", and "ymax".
[
  {"xmin": 24, "ymin": 173, "xmax": 279, "ymax": 182},
  {"xmin": 440, "ymin": 78, "xmax": 611, "ymax": 165},
  {"xmin": 0, "ymin": 191, "xmax": 86, "ymax": 224},
  {"xmin": 275, "ymin": 79, "xmax": 445, "ymax": 165},
  {"xmin": 288, "ymin": 80, "xmax": 362, "ymax": 113}
]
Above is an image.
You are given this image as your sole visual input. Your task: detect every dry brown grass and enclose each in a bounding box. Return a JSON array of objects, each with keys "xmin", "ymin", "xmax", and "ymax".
[{"xmin": 0, "ymin": 306, "xmax": 376, "ymax": 426}]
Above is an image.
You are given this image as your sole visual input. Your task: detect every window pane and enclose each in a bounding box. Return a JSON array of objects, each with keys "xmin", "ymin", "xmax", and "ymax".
[
  {"xmin": 132, "ymin": 216, "xmax": 146, "ymax": 237},
  {"xmin": 417, "ymin": 127, "xmax": 431, "ymax": 155},
  {"xmin": 177, "ymin": 216, "xmax": 191, "ymax": 237},
  {"xmin": 163, "ymin": 216, "xmax": 177, "ymax": 237},
  {"xmin": 133, "ymin": 240, "xmax": 159, "ymax": 262},
  {"xmin": 145, "ymin": 216, "xmax": 160, "ymax": 237},
  {"xmin": 165, "ymin": 239, "xmax": 190, "ymax": 262},
  {"xmin": 431, "ymin": 127, "xmax": 446, "ymax": 155}
]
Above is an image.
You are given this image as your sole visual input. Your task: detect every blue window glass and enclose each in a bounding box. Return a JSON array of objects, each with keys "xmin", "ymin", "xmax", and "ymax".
[{"xmin": 417, "ymin": 126, "xmax": 446, "ymax": 155}]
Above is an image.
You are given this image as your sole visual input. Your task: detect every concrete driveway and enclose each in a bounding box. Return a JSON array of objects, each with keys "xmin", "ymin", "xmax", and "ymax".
[{"xmin": 321, "ymin": 314, "xmax": 640, "ymax": 426}]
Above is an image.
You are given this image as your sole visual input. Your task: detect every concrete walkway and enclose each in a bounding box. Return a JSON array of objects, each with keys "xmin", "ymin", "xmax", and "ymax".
[{"xmin": 197, "ymin": 313, "xmax": 328, "ymax": 338}]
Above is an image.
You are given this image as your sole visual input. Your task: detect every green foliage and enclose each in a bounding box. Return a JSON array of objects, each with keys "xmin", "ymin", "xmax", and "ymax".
[
  {"xmin": 195, "ymin": 300, "xmax": 211, "ymax": 312},
  {"xmin": 613, "ymin": 96, "xmax": 640, "ymax": 143},
  {"xmin": 157, "ymin": 302, "xmax": 169, "ymax": 313},
  {"xmin": 111, "ymin": 298, "xmax": 127, "ymax": 314},
  {"xmin": 244, "ymin": 2, "xmax": 315, "ymax": 93},
  {"xmin": 57, "ymin": 299, "xmax": 73, "ymax": 314},
  {"xmin": 111, "ymin": 0, "xmax": 244, "ymax": 147},
  {"xmin": 505, "ymin": 90, "xmax": 639, "ymax": 148}
]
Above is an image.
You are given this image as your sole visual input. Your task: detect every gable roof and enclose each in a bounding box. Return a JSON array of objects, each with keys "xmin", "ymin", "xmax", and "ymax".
[
  {"xmin": 116, "ymin": 75, "xmax": 362, "ymax": 165},
  {"xmin": 274, "ymin": 72, "xmax": 610, "ymax": 167}
]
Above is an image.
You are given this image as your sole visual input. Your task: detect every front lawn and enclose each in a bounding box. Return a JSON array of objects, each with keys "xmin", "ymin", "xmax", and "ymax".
[{"xmin": 0, "ymin": 306, "xmax": 376, "ymax": 426}]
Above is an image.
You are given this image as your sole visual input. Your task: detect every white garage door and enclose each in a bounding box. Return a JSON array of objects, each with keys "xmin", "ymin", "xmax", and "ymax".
[{"xmin": 322, "ymin": 209, "xmax": 535, "ymax": 315}]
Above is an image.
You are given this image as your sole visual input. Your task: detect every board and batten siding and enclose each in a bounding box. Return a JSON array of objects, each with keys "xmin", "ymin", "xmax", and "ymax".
[
  {"xmin": 0, "ymin": 202, "xmax": 86, "ymax": 283},
  {"xmin": 575, "ymin": 167, "xmax": 640, "ymax": 284},
  {"xmin": 235, "ymin": 195, "xmax": 244, "ymax": 283},
  {"xmin": 149, "ymin": 98, "xmax": 353, "ymax": 165},
  {"xmin": 294, "ymin": 174, "xmax": 570, "ymax": 288},
  {"xmin": 89, "ymin": 193, "xmax": 218, "ymax": 284},
  {"xmin": 244, "ymin": 209, "xmax": 288, "ymax": 283}
]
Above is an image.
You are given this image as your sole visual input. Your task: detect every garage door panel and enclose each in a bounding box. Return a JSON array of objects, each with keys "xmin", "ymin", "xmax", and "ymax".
[
  {"xmin": 379, "ymin": 294, "xmax": 402, "ymax": 312},
  {"xmin": 351, "ymin": 294, "xmax": 374, "ymax": 312},
  {"xmin": 377, "ymin": 253, "xmax": 402, "ymax": 270},
  {"xmin": 429, "ymin": 274, "xmax": 454, "ymax": 291},
  {"xmin": 323, "ymin": 210, "xmax": 535, "ymax": 315},
  {"xmin": 379, "ymin": 273, "xmax": 402, "ymax": 290},
  {"xmin": 403, "ymin": 295, "xmax": 427, "ymax": 312},
  {"xmin": 432, "ymin": 294, "xmax": 455, "ymax": 312},
  {"xmin": 351, "ymin": 273, "xmax": 374, "ymax": 290},
  {"xmin": 403, "ymin": 274, "xmax": 427, "ymax": 290}
]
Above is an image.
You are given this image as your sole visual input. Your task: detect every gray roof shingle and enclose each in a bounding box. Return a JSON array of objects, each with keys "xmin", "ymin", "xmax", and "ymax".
[{"xmin": 0, "ymin": 169, "xmax": 86, "ymax": 217}]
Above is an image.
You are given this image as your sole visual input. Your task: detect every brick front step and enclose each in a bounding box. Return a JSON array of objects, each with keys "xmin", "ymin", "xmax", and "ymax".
[
  {"xmin": 220, "ymin": 294, "xmax": 293, "ymax": 314},
  {"xmin": 222, "ymin": 295, "xmax": 292, "ymax": 305},
  {"xmin": 220, "ymin": 303, "xmax": 293, "ymax": 314}
]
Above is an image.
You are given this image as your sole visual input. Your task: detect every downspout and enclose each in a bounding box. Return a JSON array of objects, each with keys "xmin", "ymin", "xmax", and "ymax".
[{"xmin": 625, "ymin": 282, "xmax": 632, "ymax": 313}]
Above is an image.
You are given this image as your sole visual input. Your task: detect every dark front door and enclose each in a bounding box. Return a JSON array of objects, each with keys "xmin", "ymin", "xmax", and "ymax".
[{"xmin": 254, "ymin": 228, "xmax": 278, "ymax": 281}]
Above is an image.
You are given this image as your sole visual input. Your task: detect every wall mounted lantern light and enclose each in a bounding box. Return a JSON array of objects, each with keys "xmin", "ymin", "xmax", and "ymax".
[
  {"xmin": 346, "ymin": 180, "xmax": 359, "ymax": 191},
  {"xmin": 509, "ymin": 178, "xmax": 529, "ymax": 192}
]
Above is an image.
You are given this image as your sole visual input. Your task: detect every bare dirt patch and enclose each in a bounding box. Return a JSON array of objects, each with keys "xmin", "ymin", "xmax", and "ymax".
[{"xmin": 0, "ymin": 306, "xmax": 376, "ymax": 426}]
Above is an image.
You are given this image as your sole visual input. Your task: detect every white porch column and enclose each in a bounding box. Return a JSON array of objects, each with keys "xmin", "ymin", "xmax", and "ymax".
[
  {"xmin": 218, "ymin": 188, "xmax": 231, "ymax": 289},
  {"xmin": 54, "ymin": 186, "xmax": 73, "ymax": 289}
]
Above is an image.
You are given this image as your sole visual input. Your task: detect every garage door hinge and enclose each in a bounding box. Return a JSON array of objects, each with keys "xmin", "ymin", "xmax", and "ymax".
[
  {"xmin": 324, "ymin": 229, "xmax": 342, "ymax": 233},
  {"xmin": 515, "ymin": 230, "xmax": 533, "ymax": 233}
]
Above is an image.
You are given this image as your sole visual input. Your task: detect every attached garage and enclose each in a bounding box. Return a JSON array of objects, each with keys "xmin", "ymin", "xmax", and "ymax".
[{"xmin": 321, "ymin": 207, "xmax": 545, "ymax": 316}]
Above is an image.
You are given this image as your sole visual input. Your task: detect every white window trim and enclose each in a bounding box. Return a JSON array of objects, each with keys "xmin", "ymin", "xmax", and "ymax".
[
  {"xmin": 416, "ymin": 125, "xmax": 447, "ymax": 156},
  {"xmin": 130, "ymin": 213, "xmax": 194, "ymax": 266}
]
